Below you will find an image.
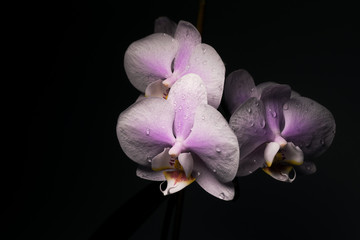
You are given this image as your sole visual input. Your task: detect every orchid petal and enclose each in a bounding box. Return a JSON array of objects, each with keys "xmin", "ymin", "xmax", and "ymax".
[
  {"xmin": 145, "ymin": 80, "xmax": 170, "ymax": 99},
  {"xmin": 116, "ymin": 98, "xmax": 175, "ymax": 166},
  {"xmin": 160, "ymin": 170, "xmax": 195, "ymax": 196},
  {"xmin": 154, "ymin": 16, "xmax": 177, "ymax": 36},
  {"xmin": 237, "ymin": 144, "xmax": 267, "ymax": 176},
  {"xmin": 281, "ymin": 142, "xmax": 304, "ymax": 166},
  {"xmin": 192, "ymin": 155, "xmax": 235, "ymax": 200},
  {"xmin": 260, "ymin": 84, "xmax": 291, "ymax": 134},
  {"xmin": 178, "ymin": 152, "xmax": 194, "ymax": 178},
  {"xmin": 167, "ymin": 73, "xmax": 208, "ymax": 139},
  {"xmin": 295, "ymin": 161, "xmax": 317, "ymax": 175},
  {"xmin": 151, "ymin": 148, "xmax": 173, "ymax": 171},
  {"xmin": 173, "ymin": 20, "xmax": 201, "ymax": 73},
  {"xmin": 224, "ymin": 69, "xmax": 257, "ymax": 114},
  {"xmin": 229, "ymin": 97, "xmax": 271, "ymax": 160},
  {"xmin": 264, "ymin": 142, "xmax": 280, "ymax": 167},
  {"xmin": 136, "ymin": 166, "xmax": 166, "ymax": 181},
  {"xmin": 187, "ymin": 44, "xmax": 226, "ymax": 108},
  {"xmin": 184, "ymin": 104, "xmax": 239, "ymax": 182},
  {"xmin": 281, "ymin": 96, "xmax": 336, "ymax": 158},
  {"xmin": 263, "ymin": 165, "xmax": 296, "ymax": 183},
  {"xmin": 124, "ymin": 33, "xmax": 179, "ymax": 92}
]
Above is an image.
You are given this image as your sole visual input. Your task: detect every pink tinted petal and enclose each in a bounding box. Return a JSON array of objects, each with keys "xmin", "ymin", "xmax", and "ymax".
[
  {"xmin": 237, "ymin": 144, "xmax": 267, "ymax": 176},
  {"xmin": 124, "ymin": 33, "xmax": 179, "ymax": 92},
  {"xmin": 116, "ymin": 98, "xmax": 176, "ymax": 166},
  {"xmin": 183, "ymin": 104, "xmax": 239, "ymax": 183},
  {"xmin": 224, "ymin": 69, "xmax": 257, "ymax": 114},
  {"xmin": 187, "ymin": 44, "xmax": 226, "ymax": 108},
  {"xmin": 257, "ymin": 81, "xmax": 300, "ymax": 99},
  {"xmin": 154, "ymin": 16, "xmax": 177, "ymax": 36},
  {"xmin": 229, "ymin": 97, "xmax": 271, "ymax": 160},
  {"xmin": 192, "ymin": 155, "xmax": 235, "ymax": 200},
  {"xmin": 173, "ymin": 20, "xmax": 201, "ymax": 73},
  {"xmin": 167, "ymin": 73, "xmax": 208, "ymax": 139},
  {"xmin": 281, "ymin": 96, "xmax": 336, "ymax": 158},
  {"xmin": 260, "ymin": 84, "xmax": 291, "ymax": 134},
  {"xmin": 136, "ymin": 166, "xmax": 166, "ymax": 181},
  {"xmin": 178, "ymin": 152, "xmax": 194, "ymax": 178}
]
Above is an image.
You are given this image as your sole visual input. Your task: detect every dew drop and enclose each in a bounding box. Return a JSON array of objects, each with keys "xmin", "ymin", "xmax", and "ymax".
[
  {"xmin": 250, "ymin": 121, "xmax": 254, "ymax": 127},
  {"xmin": 181, "ymin": 94, "xmax": 186, "ymax": 100},
  {"xmin": 250, "ymin": 87, "xmax": 255, "ymax": 92},
  {"xmin": 271, "ymin": 111, "xmax": 277, "ymax": 118},
  {"xmin": 212, "ymin": 169, "xmax": 217, "ymax": 173},
  {"xmin": 253, "ymin": 159, "xmax": 257, "ymax": 163},
  {"xmin": 247, "ymin": 108, "xmax": 252, "ymax": 113},
  {"xmin": 283, "ymin": 103, "xmax": 289, "ymax": 110},
  {"xmin": 202, "ymin": 46, "xmax": 207, "ymax": 53},
  {"xmin": 320, "ymin": 139, "xmax": 325, "ymax": 145},
  {"xmin": 255, "ymin": 101, "xmax": 259, "ymax": 107},
  {"xmin": 260, "ymin": 119, "xmax": 266, "ymax": 128},
  {"xmin": 146, "ymin": 128, "xmax": 150, "ymax": 136},
  {"xmin": 216, "ymin": 148, "xmax": 221, "ymax": 153},
  {"xmin": 203, "ymin": 60, "xmax": 207, "ymax": 65},
  {"xmin": 178, "ymin": 106, "xmax": 182, "ymax": 111},
  {"xmin": 201, "ymin": 115, "xmax": 205, "ymax": 120},
  {"xmin": 219, "ymin": 193, "xmax": 225, "ymax": 200},
  {"xmin": 197, "ymin": 171, "xmax": 201, "ymax": 176},
  {"xmin": 147, "ymin": 156, "xmax": 152, "ymax": 163},
  {"xmin": 248, "ymin": 170, "xmax": 253, "ymax": 174}
]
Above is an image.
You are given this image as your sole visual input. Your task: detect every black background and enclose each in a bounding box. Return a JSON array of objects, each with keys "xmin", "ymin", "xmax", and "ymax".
[{"xmin": 9, "ymin": 0, "xmax": 360, "ymax": 239}]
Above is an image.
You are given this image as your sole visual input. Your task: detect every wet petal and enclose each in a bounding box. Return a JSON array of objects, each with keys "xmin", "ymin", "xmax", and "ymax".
[
  {"xmin": 187, "ymin": 44, "xmax": 226, "ymax": 108},
  {"xmin": 281, "ymin": 142, "xmax": 304, "ymax": 166},
  {"xmin": 136, "ymin": 166, "xmax": 166, "ymax": 181},
  {"xmin": 192, "ymin": 155, "xmax": 235, "ymax": 200},
  {"xmin": 173, "ymin": 20, "xmax": 201, "ymax": 73},
  {"xmin": 124, "ymin": 33, "xmax": 179, "ymax": 92},
  {"xmin": 167, "ymin": 73, "xmax": 208, "ymax": 139},
  {"xmin": 237, "ymin": 144, "xmax": 267, "ymax": 176},
  {"xmin": 229, "ymin": 97, "xmax": 271, "ymax": 160},
  {"xmin": 264, "ymin": 142, "xmax": 280, "ymax": 167},
  {"xmin": 263, "ymin": 165, "xmax": 296, "ymax": 183},
  {"xmin": 145, "ymin": 80, "xmax": 170, "ymax": 99},
  {"xmin": 116, "ymin": 98, "xmax": 175, "ymax": 166},
  {"xmin": 281, "ymin": 96, "xmax": 336, "ymax": 158},
  {"xmin": 224, "ymin": 69, "xmax": 257, "ymax": 114},
  {"xmin": 295, "ymin": 161, "xmax": 317, "ymax": 175},
  {"xmin": 160, "ymin": 170, "xmax": 195, "ymax": 195},
  {"xmin": 184, "ymin": 104, "xmax": 239, "ymax": 182},
  {"xmin": 154, "ymin": 16, "xmax": 177, "ymax": 36},
  {"xmin": 260, "ymin": 84, "xmax": 291, "ymax": 134},
  {"xmin": 178, "ymin": 152, "xmax": 194, "ymax": 178}
]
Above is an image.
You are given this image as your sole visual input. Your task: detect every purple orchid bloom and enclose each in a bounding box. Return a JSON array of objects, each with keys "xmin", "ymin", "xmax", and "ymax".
[
  {"xmin": 117, "ymin": 73, "xmax": 239, "ymax": 200},
  {"xmin": 224, "ymin": 69, "xmax": 336, "ymax": 182},
  {"xmin": 124, "ymin": 17, "xmax": 225, "ymax": 108}
]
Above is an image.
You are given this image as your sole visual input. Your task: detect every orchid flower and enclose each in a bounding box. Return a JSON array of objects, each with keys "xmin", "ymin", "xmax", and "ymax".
[
  {"xmin": 124, "ymin": 17, "xmax": 225, "ymax": 108},
  {"xmin": 116, "ymin": 73, "xmax": 239, "ymax": 200},
  {"xmin": 224, "ymin": 69, "xmax": 336, "ymax": 182}
]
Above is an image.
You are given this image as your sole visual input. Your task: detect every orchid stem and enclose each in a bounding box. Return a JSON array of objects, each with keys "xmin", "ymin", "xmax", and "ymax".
[{"xmin": 196, "ymin": 0, "xmax": 206, "ymax": 34}]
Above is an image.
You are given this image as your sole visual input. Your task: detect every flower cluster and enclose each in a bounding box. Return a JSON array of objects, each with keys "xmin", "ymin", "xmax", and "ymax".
[{"xmin": 116, "ymin": 17, "xmax": 336, "ymax": 201}]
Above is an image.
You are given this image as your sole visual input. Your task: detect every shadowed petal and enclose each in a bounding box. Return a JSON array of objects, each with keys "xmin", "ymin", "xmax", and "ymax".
[
  {"xmin": 173, "ymin": 20, "xmax": 201, "ymax": 73},
  {"xmin": 154, "ymin": 16, "xmax": 177, "ymax": 36},
  {"xmin": 295, "ymin": 161, "xmax": 317, "ymax": 175},
  {"xmin": 229, "ymin": 97, "xmax": 271, "ymax": 160},
  {"xmin": 187, "ymin": 44, "xmax": 226, "ymax": 108},
  {"xmin": 184, "ymin": 104, "xmax": 239, "ymax": 182},
  {"xmin": 178, "ymin": 152, "xmax": 194, "ymax": 178},
  {"xmin": 192, "ymin": 155, "xmax": 235, "ymax": 200},
  {"xmin": 237, "ymin": 144, "xmax": 267, "ymax": 176},
  {"xmin": 116, "ymin": 98, "xmax": 176, "ymax": 166},
  {"xmin": 124, "ymin": 33, "xmax": 179, "ymax": 92},
  {"xmin": 136, "ymin": 166, "xmax": 166, "ymax": 181},
  {"xmin": 145, "ymin": 80, "xmax": 170, "ymax": 99},
  {"xmin": 263, "ymin": 165, "xmax": 296, "ymax": 183},
  {"xmin": 260, "ymin": 84, "xmax": 291, "ymax": 134},
  {"xmin": 167, "ymin": 73, "xmax": 208, "ymax": 139},
  {"xmin": 224, "ymin": 69, "xmax": 257, "ymax": 114},
  {"xmin": 281, "ymin": 96, "xmax": 336, "ymax": 158}
]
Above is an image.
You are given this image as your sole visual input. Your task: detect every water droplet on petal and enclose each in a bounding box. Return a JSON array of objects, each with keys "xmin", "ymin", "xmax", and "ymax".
[
  {"xmin": 202, "ymin": 46, "xmax": 207, "ymax": 53},
  {"xmin": 197, "ymin": 171, "xmax": 201, "ymax": 176},
  {"xmin": 255, "ymin": 101, "xmax": 259, "ymax": 107},
  {"xmin": 250, "ymin": 121, "xmax": 254, "ymax": 127},
  {"xmin": 201, "ymin": 115, "xmax": 205, "ymax": 120},
  {"xmin": 178, "ymin": 106, "xmax": 182, "ymax": 111},
  {"xmin": 248, "ymin": 170, "xmax": 253, "ymax": 174},
  {"xmin": 250, "ymin": 87, "xmax": 255, "ymax": 92},
  {"xmin": 260, "ymin": 119, "xmax": 266, "ymax": 128},
  {"xmin": 212, "ymin": 169, "xmax": 217, "ymax": 173},
  {"xmin": 253, "ymin": 159, "xmax": 257, "ymax": 163},
  {"xmin": 181, "ymin": 94, "xmax": 186, "ymax": 100},
  {"xmin": 283, "ymin": 103, "xmax": 289, "ymax": 110},
  {"xmin": 216, "ymin": 148, "xmax": 221, "ymax": 153},
  {"xmin": 146, "ymin": 128, "xmax": 150, "ymax": 136},
  {"xmin": 203, "ymin": 60, "xmax": 207, "ymax": 65},
  {"xmin": 320, "ymin": 139, "xmax": 325, "ymax": 145},
  {"xmin": 147, "ymin": 156, "xmax": 152, "ymax": 163},
  {"xmin": 271, "ymin": 111, "xmax": 277, "ymax": 118},
  {"xmin": 219, "ymin": 193, "xmax": 225, "ymax": 199},
  {"xmin": 247, "ymin": 108, "xmax": 252, "ymax": 113}
]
